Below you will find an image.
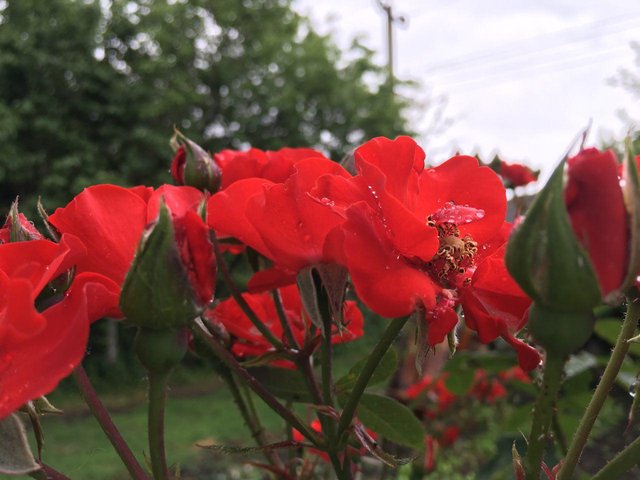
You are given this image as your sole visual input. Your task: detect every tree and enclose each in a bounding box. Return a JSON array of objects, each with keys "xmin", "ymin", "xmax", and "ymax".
[{"xmin": 0, "ymin": 0, "xmax": 413, "ymax": 213}]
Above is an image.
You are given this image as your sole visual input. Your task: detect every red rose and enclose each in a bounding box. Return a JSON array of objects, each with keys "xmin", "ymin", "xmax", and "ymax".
[
  {"xmin": 0, "ymin": 235, "xmax": 119, "ymax": 418},
  {"xmin": 214, "ymin": 146, "xmax": 326, "ymax": 189},
  {"xmin": 48, "ymin": 184, "xmax": 214, "ymax": 318},
  {"xmin": 208, "ymin": 156, "xmax": 351, "ymax": 290},
  {"xmin": 313, "ymin": 137, "xmax": 534, "ymax": 360},
  {"xmin": 499, "ymin": 160, "xmax": 539, "ymax": 188},
  {"xmin": 206, "ymin": 284, "xmax": 363, "ymax": 367},
  {"xmin": 565, "ymin": 148, "xmax": 629, "ymax": 298}
]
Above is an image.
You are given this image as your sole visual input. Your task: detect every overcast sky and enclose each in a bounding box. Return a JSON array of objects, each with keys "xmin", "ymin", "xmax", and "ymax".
[{"xmin": 294, "ymin": 0, "xmax": 640, "ymax": 176}]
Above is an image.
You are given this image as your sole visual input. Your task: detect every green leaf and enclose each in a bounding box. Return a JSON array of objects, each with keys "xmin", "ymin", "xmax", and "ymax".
[
  {"xmin": 335, "ymin": 348, "xmax": 397, "ymax": 393},
  {"xmin": 595, "ymin": 318, "xmax": 640, "ymax": 357},
  {"xmin": 0, "ymin": 414, "xmax": 40, "ymax": 475},
  {"xmin": 444, "ymin": 351, "xmax": 518, "ymax": 375},
  {"xmin": 249, "ymin": 367, "xmax": 313, "ymax": 403},
  {"xmin": 444, "ymin": 368, "xmax": 476, "ymax": 395},
  {"xmin": 505, "ymin": 158, "xmax": 601, "ymax": 312},
  {"xmin": 349, "ymin": 393, "xmax": 425, "ymax": 450}
]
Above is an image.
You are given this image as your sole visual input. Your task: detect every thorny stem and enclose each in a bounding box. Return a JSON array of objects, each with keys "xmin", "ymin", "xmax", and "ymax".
[
  {"xmin": 191, "ymin": 323, "xmax": 322, "ymax": 445},
  {"xmin": 591, "ymin": 434, "xmax": 640, "ymax": 479},
  {"xmin": 221, "ymin": 368, "xmax": 284, "ymax": 469},
  {"xmin": 558, "ymin": 297, "xmax": 640, "ymax": 480},
  {"xmin": 211, "ymin": 232, "xmax": 284, "ymax": 350},
  {"xmin": 72, "ymin": 366, "xmax": 149, "ymax": 480},
  {"xmin": 524, "ymin": 353, "xmax": 566, "ymax": 480}
]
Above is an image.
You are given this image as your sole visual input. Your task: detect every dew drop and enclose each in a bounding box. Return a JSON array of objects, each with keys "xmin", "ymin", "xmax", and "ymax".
[
  {"xmin": 319, "ymin": 197, "xmax": 335, "ymax": 207},
  {"xmin": 431, "ymin": 202, "xmax": 486, "ymax": 225}
]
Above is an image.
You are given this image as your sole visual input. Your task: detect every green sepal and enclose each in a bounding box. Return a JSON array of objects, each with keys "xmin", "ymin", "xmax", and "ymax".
[
  {"xmin": 0, "ymin": 414, "xmax": 39, "ymax": 475},
  {"xmin": 506, "ymin": 158, "xmax": 601, "ymax": 312},
  {"xmin": 528, "ymin": 303, "xmax": 594, "ymax": 356},
  {"xmin": 120, "ymin": 201, "xmax": 200, "ymax": 330},
  {"xmin": 619, "ymin": 137, "xmax": 640, "ymax": 299}
]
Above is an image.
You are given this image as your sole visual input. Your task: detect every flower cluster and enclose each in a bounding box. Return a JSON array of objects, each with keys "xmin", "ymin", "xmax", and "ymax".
[{"xmin": 0, "ymin": 134, "xmax": 537, "ymax": 429}]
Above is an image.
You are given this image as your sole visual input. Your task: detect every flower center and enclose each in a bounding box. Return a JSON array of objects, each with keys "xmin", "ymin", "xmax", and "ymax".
[{"xmin": 425, "ymin": 218, "xmax": 478, "ymax": 288}]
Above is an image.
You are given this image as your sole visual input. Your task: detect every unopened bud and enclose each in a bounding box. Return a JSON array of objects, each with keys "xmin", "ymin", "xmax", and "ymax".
[
  {"xmin": 120, "ymin": 201, "xmax": 215, "ymax": 330},
  {"xmin": 170, "ymin": 130, "xmax": 221, "ymax": 193}
]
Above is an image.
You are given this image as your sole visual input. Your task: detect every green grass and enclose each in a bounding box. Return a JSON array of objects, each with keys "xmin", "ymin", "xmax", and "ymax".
[{"xmin": 17, "ymin": 371, "xmax": 285, "ymax": 479}]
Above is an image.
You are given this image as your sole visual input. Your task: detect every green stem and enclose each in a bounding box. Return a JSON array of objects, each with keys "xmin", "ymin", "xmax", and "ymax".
[
  {"xmin": 191, "ymin": 323, "xmax": 322, "ymax": 445},
  {"xmin": 72, "ymin": 367, "xmax": 149, "ymax": 480},
  {"xmin": 524, "ymin": 353, "xmax": 566, "ymax": 480},
  {"xmin": 558, "ymin": 298, "xmax": 640, "ymax": 480},
  {"xmin": 321, "ymin": 314, "xmax": 335, "ymax": 409},
  {"xmin": 592, "ymin": 434, "xmax": 640, "ymax": 479},
  {"xmin": 148, "ymin": 372, "xmax": 170, "ymax": 480},
  {"xmin": 320, "ymin": 313, "xmax": 344, "ymax": 477},
  {"xmin": 336, "ymin": 316, "xmax": 409, "ymax": 440},
  {"xmin": 211, "ymin": 233, "xmax": 283, "ymax": 349}
]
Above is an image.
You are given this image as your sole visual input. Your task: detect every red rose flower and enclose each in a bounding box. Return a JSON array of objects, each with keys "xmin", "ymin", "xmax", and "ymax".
[
  {"xmin": 0, "ymin": 235, "xmax": 119, "ymax": 418},
  {"xmin": 459, "ymin": 225, "xmax": 540, "ymax": 370},
  {"xmin": 48, "ymin": 184, "xmax": 214, "ymax": 317},
  {"xmin": 312, "ymin": 136, "xmax": 536, "ymax": 367},
  {"xmin": 214, "ymin": 146, "xmax": 327, "ymax": 190},
  {"xmin": 206, "ymin": 285, "xmax": 363, "ymax": 366},
  {"xmin": 565, "ymin": 148, "xmax": 629, "ymax": 298},
  {"xmin": 499, "ymin": 160, "xmax": 539, "ymax": 188},
  {"xmin": 207, "ymin": 156, "xmax": 351, "ymax": 290}
]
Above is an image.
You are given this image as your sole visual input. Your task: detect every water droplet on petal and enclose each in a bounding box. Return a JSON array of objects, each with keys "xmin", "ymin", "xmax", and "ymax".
[{"xmin": 431, "ymin": 202, "xmax": 485, "ymax": 225}]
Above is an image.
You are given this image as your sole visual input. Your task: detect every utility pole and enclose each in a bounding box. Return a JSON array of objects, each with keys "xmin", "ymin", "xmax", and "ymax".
[{"xmin": 375, "ymin": 0, "xmax": 407, "ymax": 90}]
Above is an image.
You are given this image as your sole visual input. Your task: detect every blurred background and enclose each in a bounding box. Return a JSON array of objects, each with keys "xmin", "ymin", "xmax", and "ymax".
[
  {"xmin": 3, "ymin": 0, "xmax": 640, "ymax": 214},
  {"xmin": 2, "ymin": 1, "xmax": 640, "ymax": 478}
]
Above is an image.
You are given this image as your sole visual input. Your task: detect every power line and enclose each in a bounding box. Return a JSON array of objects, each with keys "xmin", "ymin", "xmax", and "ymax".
[
  {"xmin": 422, "ymin": 13, "xmax": 640, "ymax": 75},
  {"xmin": 436, "ymin": 45, "xmax": 632, "ymax": 94}
]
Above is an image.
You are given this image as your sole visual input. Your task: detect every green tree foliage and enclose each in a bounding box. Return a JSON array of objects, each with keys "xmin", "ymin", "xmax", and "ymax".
[{"xmin": 0, "ymin": 0, "xmax": 413, "ymax": 212}]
